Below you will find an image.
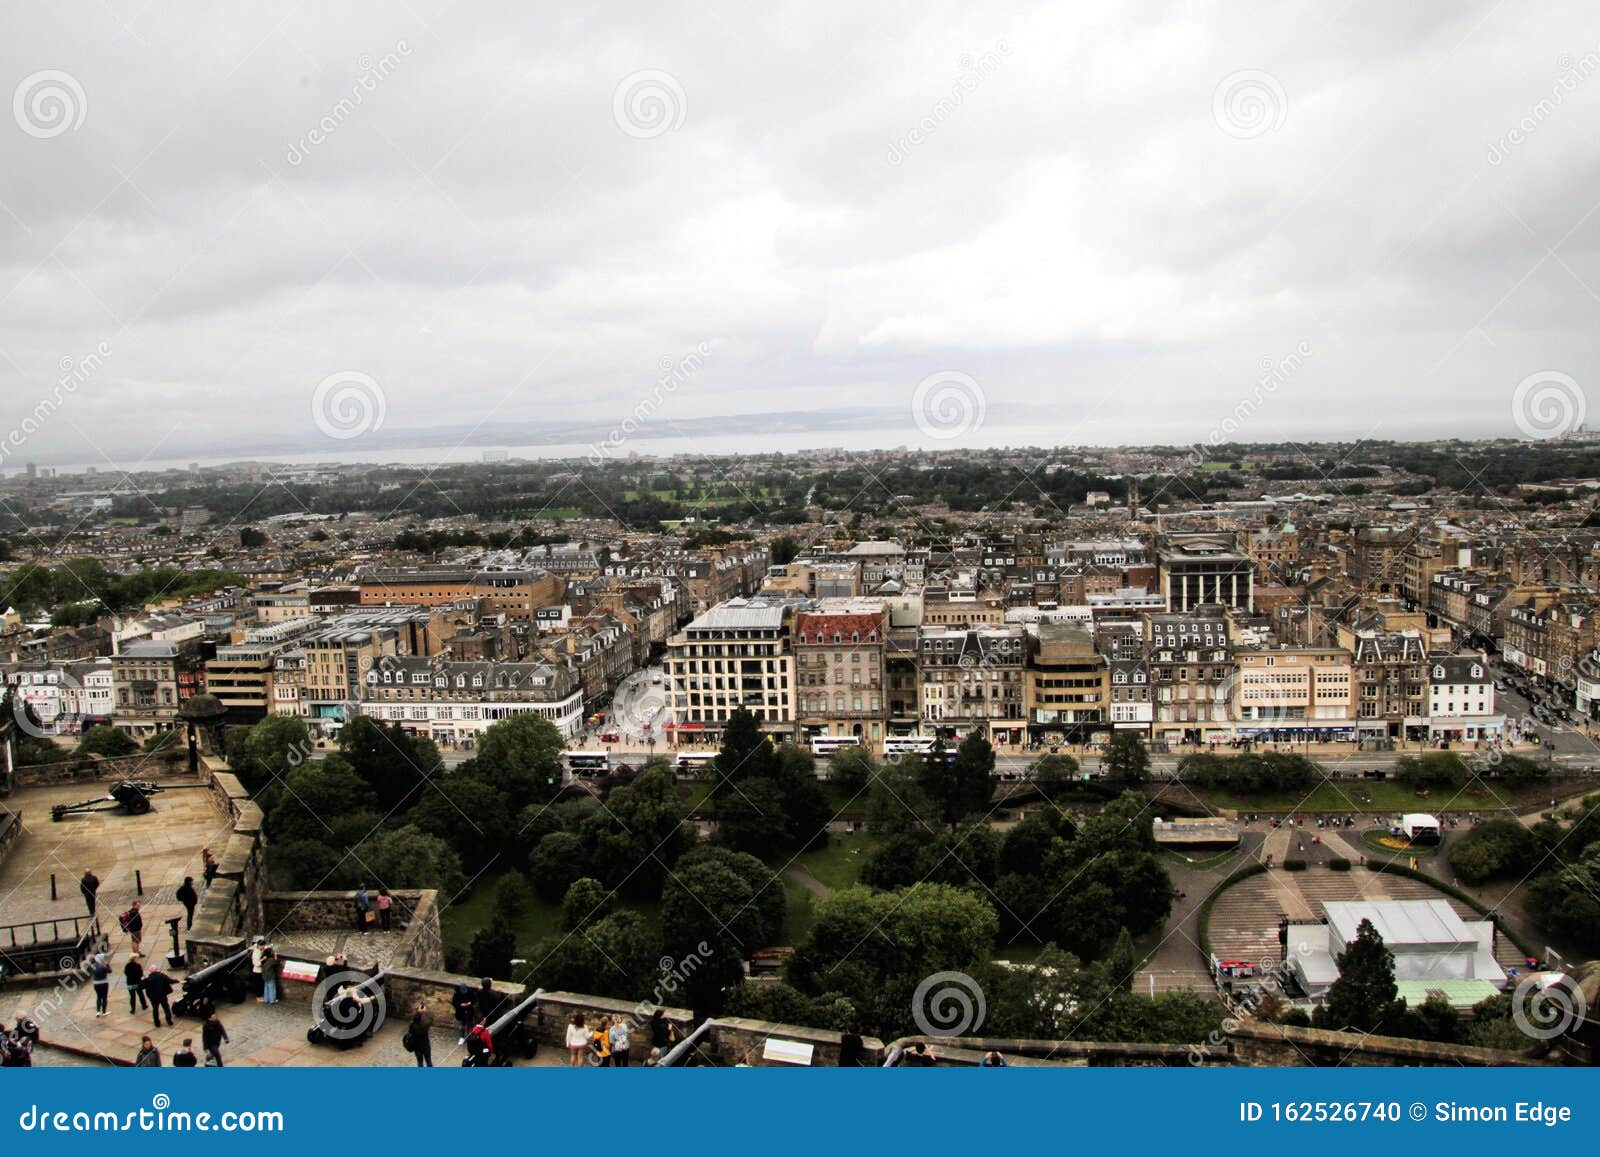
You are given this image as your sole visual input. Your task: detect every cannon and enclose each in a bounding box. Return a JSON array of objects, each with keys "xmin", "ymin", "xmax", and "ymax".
[
  {"xmin": 171, "ymin": 947, "xmax": 252, "ymax": 1019},
  {"xmin": 51, "ymin": 780, "xmax": 165, "ymax": 822},
  {"xmin": 307, "ymin": 969, "xmax": 388, "ymax": 1049},
  {"xmin": 478, "ymin": 988, "xmax": 542, "ymax": 1065}
]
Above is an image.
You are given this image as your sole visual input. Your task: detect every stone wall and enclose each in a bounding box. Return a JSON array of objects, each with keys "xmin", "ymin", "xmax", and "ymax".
[
  {"xmin": 532, "ymin": 991, "xmax": 694, "ymax": 1063},
  {"xmin": 10, "ymin": 749, "xmax": 190, "ymax": 787},
  {"xmin": 260, "ymin": 889, "xmax": 443, "ymax": 973},
  {"xmin": 882, "ymin": 1034, "xmax": 1199, "ymax": 1067},
  {"xmin": 1225, "ymin": 1021, "xmax": 1546, "ymax": 1067},
  {"xmin": 184, "ymin": 766, "xmax": 267, "ymax": 971},
  {"xmin": 0, "ymin": 806, "xmax": 21, "ymax": 873},
  {"xmin": 704, "ymin": 1018, "xmax": 884, "ymax": 1067}
]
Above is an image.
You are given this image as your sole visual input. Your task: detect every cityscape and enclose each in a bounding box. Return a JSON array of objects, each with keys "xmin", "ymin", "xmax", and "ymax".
[{"xmin": 2, "ymin": 3, "xmax": 1599, "ymax": 1132}]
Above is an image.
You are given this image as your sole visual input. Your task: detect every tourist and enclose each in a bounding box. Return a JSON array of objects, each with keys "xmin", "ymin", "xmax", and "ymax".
[
  {"xmin": 354, "ymin": 885, "xmax": 373, "ymax": 933},
  {"xmin": 838, "ymin": 1025, "xmax": 864, "ymax": 1067},
  {"xmin": 79, "ymin": 869, "xmax": 100, "ymax": 917},
  {"xmin": 124, "ymin": 901, "xmax": 144, "ymax": 954},
  {"xmin": 475, "ymin": 976, "xmax": 500, "ymax": 1026},
  {"xmin": 376, "ymin": 887, "xmax": 393, "ymax": 932},
  {"xmin": 565, "ymin": 1012, "xmax": 588, "ymax": 1067},
  {"xmin": 202, "ymin": 848, "xmax": 219, "ymax": 888},
  {"xmin": 89, "ymin": 951, "xmax": 111, "ymax": 1016},
  {"xmin": 464, "ymin": 1022, "xmax": 494, "ymax": 1066},
  {"xmin": 260, "ymin": 947, "xmax": 280, "ymax": 1005},
  {"xmin": 134, "ymin": 1035, "xmax": 161, "ymax": 1067},
  {"xmin": 902, "ymin": 1042, "xmax": 937, "ymax": 1066},
  {"xmin": 175, "ymin": 876, "xmax": 199, "ymax": 930},
  {"xmin": 649, "ymin": 1008, "xmax": 677, "ymax": 1053},
  {"xmin": 644, "ymin": 1047, "xmax": 661, "ymax": 1066},
  {"xmin": 144, "ymin": 964, "xmax": 176, "ymax": 1028},
  {"xmin": 451, "ymin": 981, "xmax": 475, "ymax": 1045},
  {"xmin": 608, "ymin": 1015, "xmax": 631, "ymax": 1067},
  {"xmin": 124, "ymin": 952, "xmax": 148, "ymax": 1015},
  {"xmin": 202, "ymin": 1011, "xmax": 229, "ymax": 1066},
  {"xmin": 406, "ymin": 1002, "xmax": 434, "ymax": 1068},
  {"xmin": 980, "ymin": 1050, "xmax": 1008, "ymax": 1067},
  {"xmin": 172, "ymin": 1038, "xmax": 197, "ymax": 1068},
  {"xmin": 590, "ymin": 1015, "xmax": 613, "ymax": 1066}
]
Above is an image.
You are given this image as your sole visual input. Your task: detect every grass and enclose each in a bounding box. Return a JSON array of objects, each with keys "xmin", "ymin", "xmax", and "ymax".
[
  {"xmin": 790, "ymin": 833, "xmax": 882, "ymax": 892},
  {"xmin": 440, "ymin": 869, "xmax": 661, "ymax": 958},
  {"xmin": 1161, "ymin": 778, "xmax": 1532, "ymax": 815},
  {"xmin": 781, "ymin": 877, "xmax": 816, "ymax": 944}
]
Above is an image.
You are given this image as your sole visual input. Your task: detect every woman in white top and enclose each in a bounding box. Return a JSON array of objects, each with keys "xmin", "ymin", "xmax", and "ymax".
[{"xmin": 565, "ymin": 1012, "xmax": 588, "ymax": 1067}]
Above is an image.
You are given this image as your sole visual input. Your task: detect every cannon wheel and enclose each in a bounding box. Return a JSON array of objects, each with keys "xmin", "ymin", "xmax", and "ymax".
[
  {"xmin": 223, "ymin": 975, "xmax": 248, "ymax": 1004},
  {"xmin": 125, "ymin": 796, "xmax": 152, "ymax": 815}
]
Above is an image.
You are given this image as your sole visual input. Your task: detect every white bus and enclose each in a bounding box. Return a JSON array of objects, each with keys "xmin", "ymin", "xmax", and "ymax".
[
  {"xmin": 674, "ymin": 751, "xmax": 718, "ymax": 777},
  {"xmin": 809, "ymin": 735, "xmax": 863, "ymax": 757},
  {"xmin": 564, "ymin": 751, "xmax": 611, "ymax": 776},
  {"xmin": 883, "ymin": 735, "xmax": 937, "ymax": 757}
]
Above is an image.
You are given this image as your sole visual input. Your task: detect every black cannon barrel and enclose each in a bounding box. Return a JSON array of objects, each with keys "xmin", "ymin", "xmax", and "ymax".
[
  {"xmin": 486, "ymin": 988, "xmax": 542, "ymax": 1041},
  {"xmin": 309, "ymin": 968, "xmax": 389, "ymax": 1034},
  {"xmin": 184, "ymin": 947, "xmax": 252, "ymax": 989}
]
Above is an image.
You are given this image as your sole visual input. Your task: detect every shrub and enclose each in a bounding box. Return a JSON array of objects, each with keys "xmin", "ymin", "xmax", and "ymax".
[
  {"xmin": 1328, "ymin": 858, "xmax": 1351, "ymax": 871},
  {"xmin": 1282, "ymin": 859, "xmax": 1307, "ymax": 871}
]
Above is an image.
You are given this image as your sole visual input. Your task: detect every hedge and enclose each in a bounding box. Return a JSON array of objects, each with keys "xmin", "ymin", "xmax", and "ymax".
[
  {"xmin": 1282, "ymin": 859, "xmax": 1307, "ymax": 871},
  {"xmin": 1328, "ymin": 858, "xmax": 1351, "ymax": 871}
]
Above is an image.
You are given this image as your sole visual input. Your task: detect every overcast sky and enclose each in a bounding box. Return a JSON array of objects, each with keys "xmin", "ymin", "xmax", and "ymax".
[{"xmin": 4, "ymin": 1, "xmax": 1600, "ymax": 468}]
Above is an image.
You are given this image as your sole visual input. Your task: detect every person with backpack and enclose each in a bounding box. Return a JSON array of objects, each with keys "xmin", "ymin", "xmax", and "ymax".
[
  {"xmin": 403, "ymin": 1002, "xmax": 434, "ymax": 1068},
  {"xmin": 124, "ymin": 953, "xmax": 148, "ymax": 1015},
  {"xmin": 134, "ymin": 1035, "xmax": 161, "ymax": 1067},
  {"xmin": 88, "ymin": 952, "xmax": 111, "ymax": 1016},
  {"xmin": 79, "ymin": 870, "xmax": 100, "ymax": 917},
  {"xmin": 450, "ymin": 981, "xmax": 475, "ymax": 1045},
  {"xmin": 175, "ymin": 876, "xmax": 199, "ymax": 930},
  {"xmin": 171, "ymin": 1038, "xmax": 198, "ymax": 1068},
  {"xmin": 143, "ymin": 965, "xmax": 176, "ymax": 1028},
  {"xmin": 121, "ymin": 901, "xmax": 144, "ymax": 954},
  {"xmin": 201, "ymin": 1012, "xmax": 229, "ymax": 1066}
]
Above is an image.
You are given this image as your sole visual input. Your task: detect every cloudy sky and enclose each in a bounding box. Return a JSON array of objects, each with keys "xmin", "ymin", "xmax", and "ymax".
[{"xmin": 4, "ymin": 1, "xmax": 1600, "ymax": 468}]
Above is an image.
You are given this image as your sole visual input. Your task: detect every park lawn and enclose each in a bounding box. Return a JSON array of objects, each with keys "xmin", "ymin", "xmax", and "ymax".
[
  {"xmin": 441, "ymin": 869, "xmax": 660, "ymax": 957},
  {"xmin": 791, "ymin": 833, "xmax": 882, "ymax": 892},
  {"xmin": 1160, "ymin": 779, "xmax": 1523, "ymax": 815},
  {"xmin": 781, "ymin": 877, "xmax": 816, "ymax": 944}
]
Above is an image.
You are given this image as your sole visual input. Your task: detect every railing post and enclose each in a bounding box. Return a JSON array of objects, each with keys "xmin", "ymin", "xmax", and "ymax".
[
  {"xmin": 50, "ymin": 873, "xmax": 57, "ymax": 901},
  {"xmin": 135, "ymin": 869, "xmax": 144, "ymax": 896}
]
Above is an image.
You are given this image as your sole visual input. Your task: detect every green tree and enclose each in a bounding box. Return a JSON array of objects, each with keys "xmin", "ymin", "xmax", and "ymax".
[
  {"xmin": 918, "ymin": 729, "xmax": 994, "ymax": 829},
  {"xmin": 1102, "ymin": 732, "xmax": 1150, "ymax": 785},
  {"xmin": 265, "ymin": 756, "xmax": 379, "ymax": 845},
  {"xmin": 77, "ymin": 724, "xmax": 137, "ymax": 758},
  {"xmin": 1449, "ymin": 818, "xmax": 1538, "ymax": 885},
  {"xmin": 713, "ymin": 708, "xmax": 780, "ymax": 786},
  {"xmin": 559, "ymin": 877, "xmax": 615, "ymax": 932},
  {"xmin": 468, "ymin": 915, "xmax": 517, "ymax": 981},
  {"xmin": 472, "ymin": 713, "xmax": 566, "ymax": 811},
  {"xmin": 528, "ymin": 832, "xmax": 587, "ymax": 904},
  {"xmin": 494, "ymin": 871, "xmax": 534, "ymax": 920},
  {"xmin": 827, "ymin": 745, "xmax": 877, "ymax": 795},
  {"xmin": 1319, "ymin": 918, "xmax": 1398, "ymax": 1033},
  {"xmin": 339, "ymin": 715, "xmax": 441, "ymax": 814},
  {"xmin": 405, "ymin": 773, "xmax": 515, "ymax": 873},
  {"xmin": 239, "ymin": 527, "xmax": 267, "ymax": 548},
  {"xmin": 1106, "ymin": 927, "xmax": 1138, "ymax": 992},
  {"xmin": 1031, "ymin": 752, "xmax": 1080, "ymax": 792},
  {"xmin": 236, "ymin": 714, "xmax": 312, "ymax": 793},
  {"xmin": 350, "ymin": 825, "xmax": 464, "ymax": 895},
  {"xmin": 530, "ymin": 910, "xmax": 662, "ymax": 1001}
]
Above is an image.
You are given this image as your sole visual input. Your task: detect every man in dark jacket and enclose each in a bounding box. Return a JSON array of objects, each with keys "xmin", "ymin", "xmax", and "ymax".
[
  {"xmin": 201, "ymin": 1012, "xmax": 229, "ymax": 1066},
  {"xmin": 175, "ymin": 877, "xmax": 199, "ymax": 930},
  {"xmin": 124, "ymin": 954, "xmax": 148, "ymax": 1014},
  {"xmin": 406, "ymin": 1003, "xmax": 435, "ymax": 1068},
  {"xmin": 475, "ymin": 977, "xmax": 500, "ymax": 1027},
  {"xmin": 451, "ymin": 982, "xmax": 475, "ymax": 1044},
  {"xmin": 171, "ymin": 1038, "xmax": 198, "ymax": 1067},
  {"xmin": 79, "ymin": 870, "xmax": 100, "ymax": 917},
  {"xmin": 143, "ymin": 965, "xmax": 176, "ymax": 1028}
]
